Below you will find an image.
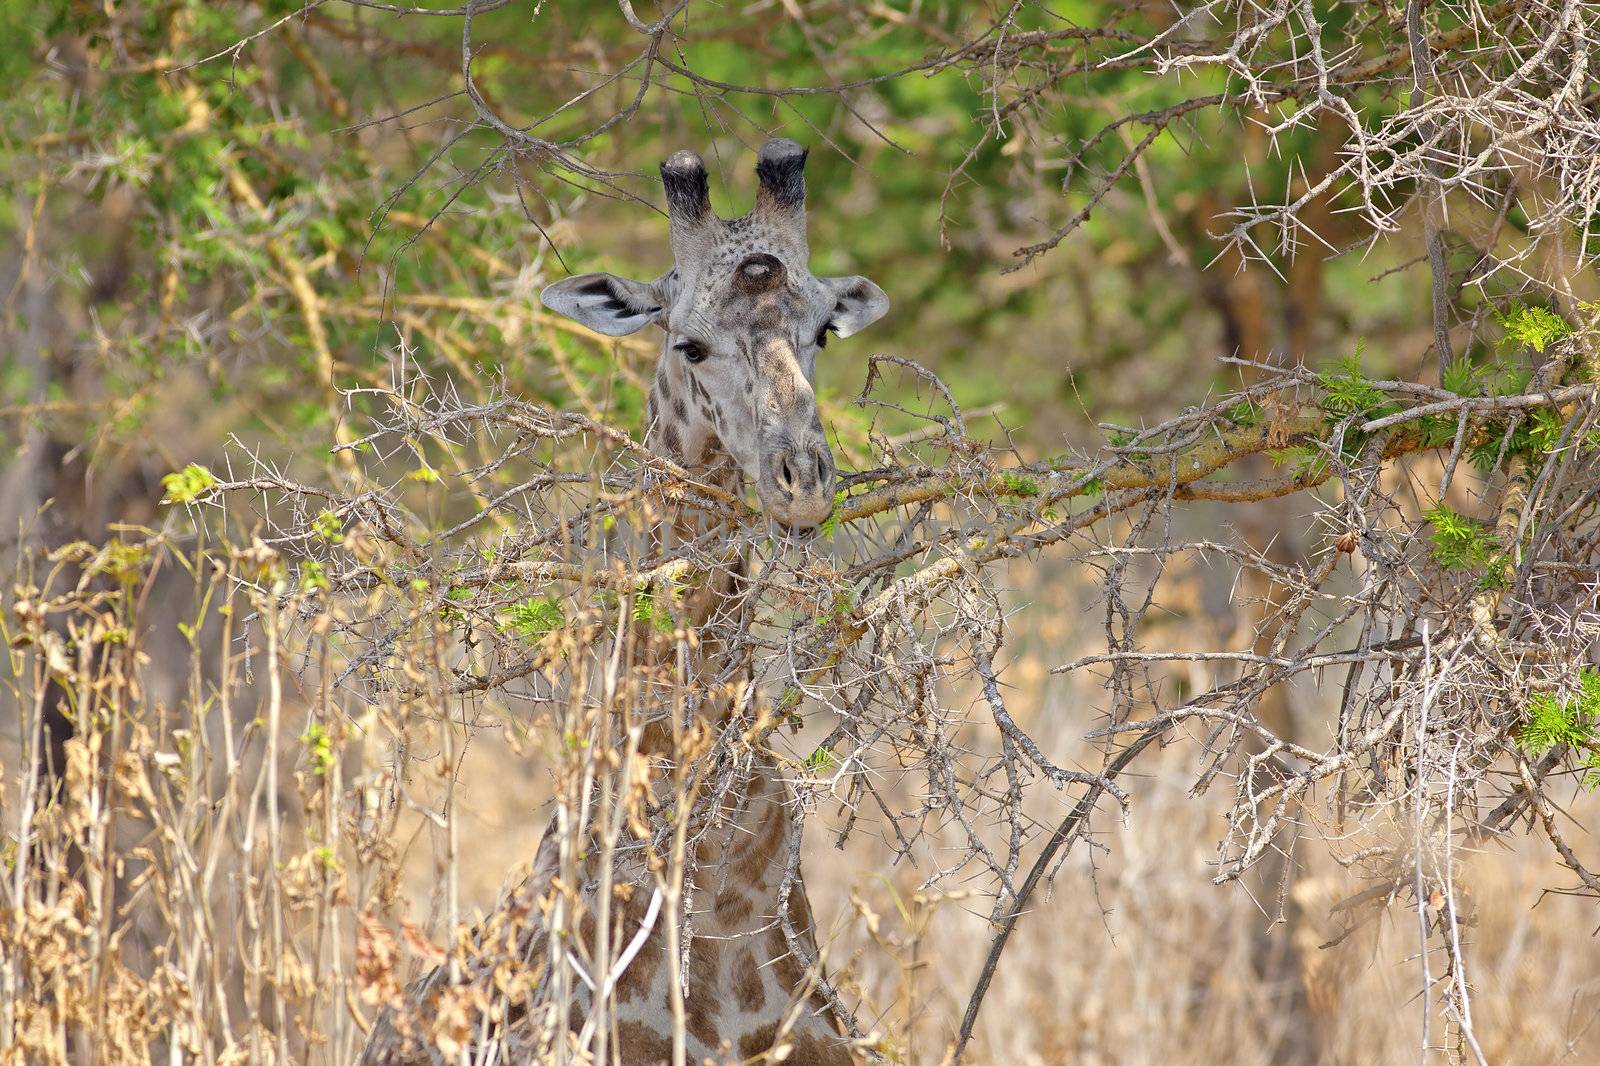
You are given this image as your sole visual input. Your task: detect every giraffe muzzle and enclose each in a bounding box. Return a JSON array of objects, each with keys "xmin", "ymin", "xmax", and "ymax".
[{"xmin": 761, "ymin": 439, "xmax": 836, "ymax": 529}]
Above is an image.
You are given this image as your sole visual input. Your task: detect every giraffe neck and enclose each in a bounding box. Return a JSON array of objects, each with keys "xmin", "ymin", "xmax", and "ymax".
[
  {"xmin": 639, "ymin": 355, "xmax": 749, "ymax": 737},
  {"xmin": 606, "ymin": 752, "xmax": 848, "ymax": 1064},
  {"xmin": 361, "ymin": 388, "xmax": 851, "ymax": 1064},
  {"xmin": 602, "ymin": 378, "xmax": 851, "ymax": 1061}
]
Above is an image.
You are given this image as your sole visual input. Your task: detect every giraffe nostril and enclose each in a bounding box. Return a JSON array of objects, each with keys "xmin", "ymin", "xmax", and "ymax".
[
  {"xmin": 778, "ymin": 456, "xmax": 795, "ymax": 493},
  {"xmin": 815, "ymin": 453, "xmax": 828, "ymax": 486}
]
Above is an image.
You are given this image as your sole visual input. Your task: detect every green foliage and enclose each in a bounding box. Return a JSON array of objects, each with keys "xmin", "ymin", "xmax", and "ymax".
[
  {"xmin": 1515, "ymin": 671, "xmax": 1600, "ymax": 788},
  {"xmin": 631, "ymin": 587, "xmax": 675, "ymax": 635},
  {"xmin": 818, "ymin": 491, "xmax": 847, "ymax": 540},
  {"xmin": 1224, "ymin": 401, "xmax": 1262, "ymax": 427},
  {"xmin": 1422, "ymin": 505, "xmax": 1506, "ymax": 582},
  {"xmin": 437, "ymin": 584, "xmax": 475, "ymax": 626},
  {"xmin": 1415, "ymin": 414, "xmax": 1458, "ymax": 449},
  {"xmin": 774, "ymin": 685, "xmax": 804, "ymax": 730},
  {"xmin": 815, "ymin": 589, "xmax": 856, "ymax": 627},
  {"xmin": 1266, "ymin": 445, "xmax": 1327, "ymax": 480},
  {"xmin": 95, "ymin": 539, "xmax": 149, "ymax": 584},
  {"xmin": 1522, "ymin": 407, "xmax": 1568, "ymax": 454},
  {"xmin": 805, "ymin": 745, "xmax": 838, "ymax": 774},
  {"xmin": 299, "ymin": 559, "xmax": 329, "ymax": 593},
  {"xmin": 1496, "ymin": 303, "xmax": 1572, "ymax": 354},
  {"xmin": 1468, "ymin": 408, "xmax": 1568, "ymax": 473},
  {"xmin": 161, "ymin": 463, "xmax": 217, "ymax": 505},
  {"xmin": 502, "ymin": 596, "xmax": 565, "ymax": 641},
  {"xmin": 1316, "ymin": 349, "xmax": 1397, "ymax": 421},
  {"xmin": 1485, "ymin": 364, "xmax": 1532, "ymax": 398},
  {"xmin": 997, "ymin": 472, "xmax": 1041, "ymax": 498},
  {"xmin": 0, "ymin": 0, "xmax": 1513, "ymax": 488},
  {"xmin": 312, "ymin": 509, "xmax": 343, "ymax": 542},
  {"xmin": 1105, "ymin": 430, "xmax": 1150, "ymax": 463},
  {"xmin": 1467, "ymin": 431, "xmax": 1508, "ymax": 473},
  {"xmin": 300, "ymin": 723, "xmax": 334, "ymax": 775},
  {"xmin": 1441, "ymin": 358, "xmax": 1479, "ymax": 397}
]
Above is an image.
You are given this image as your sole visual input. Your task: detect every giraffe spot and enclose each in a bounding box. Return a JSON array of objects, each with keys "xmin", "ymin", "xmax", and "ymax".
[
  {"xmin": 764, "ymin": 925, "xmax": 807, "ymax": 992},
  {"xmin": 616, "ymin": 1021, "xmax": 672, "ymax": 1065},
  {"xmin": 732, "ymin": 947, "xmax": 766, "ymax": 1012},
  {"xmin": 714, "ymin": 889, "xmax": 754, "ymax": 925},
  {"xmin": 738, "ymin": 1021, "xmax": 780, "ymax": 1058},
  {"xmin": 672, "ymin": 396, "xmax": 688, "ymax": 421},
  {"xmin": 615, "ymin": 929, "xmax": 662, "ymax": 1003},
  {"xmin": 661, "ymin": 423, "xmax": 682, "ymax": 455},
  {"xmin": 787, "ymin": 1031, "xmax": 856, "ymax": 1066},
  {"xmin": 732, "ymin": 809, "xmax": 785, "ymax": 883},
  {"xmin": 578, "ymin": 910, "xmax": 597, "ymax": 946},
  {"xmin": 683, "ymin": 935, "xmax": 723, "ymax": 1049}
]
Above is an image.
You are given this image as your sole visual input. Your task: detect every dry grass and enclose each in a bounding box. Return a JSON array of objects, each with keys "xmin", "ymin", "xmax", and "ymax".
[
  {"xmin": 354, "ymin": 549, "xmax": 1600, "ymax": 1065},
  {"xmin": 7, "ymin": 513, "xmax": 1594, "ymax": 1064}
]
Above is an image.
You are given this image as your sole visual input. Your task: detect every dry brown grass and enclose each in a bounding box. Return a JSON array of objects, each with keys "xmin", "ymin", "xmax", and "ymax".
[{"xmin": 367, "ymin": 550, "xmax": 1600, "ymax": 1066}]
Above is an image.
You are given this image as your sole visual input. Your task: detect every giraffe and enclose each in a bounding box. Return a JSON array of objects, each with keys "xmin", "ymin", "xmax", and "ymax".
[{"xmin": 359, "ymin": 139, "xmax": 888, "ymax": 1066}]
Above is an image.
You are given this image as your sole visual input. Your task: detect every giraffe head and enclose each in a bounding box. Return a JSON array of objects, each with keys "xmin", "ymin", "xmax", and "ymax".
[{"xmin": 541, "ymin": 139, "xmax": 889, "ymax": 529}]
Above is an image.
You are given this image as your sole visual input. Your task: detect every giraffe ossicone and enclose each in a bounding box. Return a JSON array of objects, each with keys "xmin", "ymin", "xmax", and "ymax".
[{"xmin": 360, "ymin": 140, "xmax": 887, "ymax": 1066}]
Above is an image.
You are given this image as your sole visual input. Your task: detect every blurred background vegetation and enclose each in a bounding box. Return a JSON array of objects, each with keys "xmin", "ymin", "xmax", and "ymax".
[{"xmin": 1, "ymin": 0, "xmax": 1458, "ymax": 487}]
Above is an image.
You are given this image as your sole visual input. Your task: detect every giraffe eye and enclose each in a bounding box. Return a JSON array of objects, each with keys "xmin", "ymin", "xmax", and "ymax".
[{"xmin": 675, "ymin": 339, "xmax": 707, "ymax": 364}]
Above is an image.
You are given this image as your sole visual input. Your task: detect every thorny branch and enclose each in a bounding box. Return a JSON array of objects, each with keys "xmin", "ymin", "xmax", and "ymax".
[
  {"xmin": 187, "ymin": 317, "xmax": 1600, "ymax": 1058},
  {"xmin": 186, "ymin": 2, "xmax": 1600, "ymax": 305}
]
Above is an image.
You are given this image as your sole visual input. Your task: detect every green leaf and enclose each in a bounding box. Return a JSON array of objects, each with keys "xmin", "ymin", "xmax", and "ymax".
[
  {"xmin": 1497, "ymin": 303, "xmax": 1572, "ymax": 354},
  {"xmin": 1515, "ymin": 671, "xmax": 1599, "ymax": 757},
  {"xmin": 997, "ymin": 472, "xmax": 1040, "ymax": 498},
  {"xmin": 1422, "ymin": 505, "xmax": 1500, "ymax": 571},
  {"xmin": 805, "ymin": 745, "xmax": 838, "ymax": 773},
  {"xmin": 312, "ymin": 509, "xmax": 343, "ymax": 542},
  {"xmin": 1224, "ymin": 401, "xmax": 1262, "ymax": 426},
  {"xmin": 1317, "ymin": 348, "xmax": 1397, "ymax": 420},
  {"xmin": 630, "ymin": 587, "xmax": 675, "ymax": 634},
  {"xmin": 818, "ymin": 490, "xmax": 847, "ymax": 540},
  {"xmin": 300, "ymin": 723, "xmax": 335, "ymax": 774},
  {"xmin": 160, "ymin": 463, "xmax": 217, "ymax": 505},
  {"xmin": 299, "ymin": 560, "xmax": 330, "ymax": 593},
  {"xmin": 1416, "ymin": 414, "xmax": 1457, "ymax": 449},
  {"xmin": 1441, "ymin": 359, "xmax": 1479, "ymax": 397},
  {"xmin": 501, "ymin": 596, "xmax": 566, "ymax": 641}
]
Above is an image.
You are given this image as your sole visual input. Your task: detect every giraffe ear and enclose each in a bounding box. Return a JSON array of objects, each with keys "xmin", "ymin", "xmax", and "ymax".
[
  {"xmin": 540, "ymin": 271, "xmax": 673, "ymax": 337},
  {"xmin": 820, "ymin": 276, "xmax": 889, "ymax": 338}
]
